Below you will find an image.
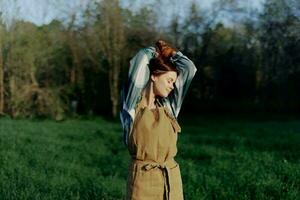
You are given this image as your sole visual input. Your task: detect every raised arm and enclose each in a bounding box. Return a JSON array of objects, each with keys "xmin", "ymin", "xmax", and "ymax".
[
  {"xmin": 120, "ymin": 47, "xmax": 156, "ymax": 145},
  {"xmin": 166, "ymin": 51, "xmax": 197, "ymax": 118}
]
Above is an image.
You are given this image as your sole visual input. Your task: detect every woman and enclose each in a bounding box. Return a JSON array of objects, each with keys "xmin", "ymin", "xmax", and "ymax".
[{"xmin": 120, "ymin": 40, "xmax": 197, "ymax": 200}]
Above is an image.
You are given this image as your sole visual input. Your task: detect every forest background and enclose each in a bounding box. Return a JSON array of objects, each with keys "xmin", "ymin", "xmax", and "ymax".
[{"xmin": 0, "ymin": 0, "xmax": 299, "ymax": 120}]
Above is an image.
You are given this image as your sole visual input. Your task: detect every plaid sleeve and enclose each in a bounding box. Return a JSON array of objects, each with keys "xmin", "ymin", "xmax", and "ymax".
[
  {"xmin": 120, "ymin": 47, "xmax": 156, "ymax": 146},
  {"xmin": 166, "ymin": 51, "xmax": 197, "ymax": 118}
]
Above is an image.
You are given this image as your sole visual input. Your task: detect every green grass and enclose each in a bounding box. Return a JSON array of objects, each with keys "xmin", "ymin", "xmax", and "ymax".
[{"xmin": 0, "ymin": 116, "xmax": 299, "ymax": 200}]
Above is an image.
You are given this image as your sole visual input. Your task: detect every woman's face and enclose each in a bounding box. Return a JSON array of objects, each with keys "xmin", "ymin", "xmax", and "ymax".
[{"xmin": 151, "ymin": 71, "xmax": 177, "ymax": 97}]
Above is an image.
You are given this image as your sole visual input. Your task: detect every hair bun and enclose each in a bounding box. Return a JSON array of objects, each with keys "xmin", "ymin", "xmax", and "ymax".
[
  {"xmin": 155, "ymin": 40, "xmax": 168, "ymax": 51},
  {"xmin": 155, "ymin": 40, "xmax": 175, "ymax": 59}
]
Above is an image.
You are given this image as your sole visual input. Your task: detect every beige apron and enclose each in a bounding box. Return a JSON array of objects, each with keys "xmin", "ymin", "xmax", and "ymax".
[{"xmin": 126, "ymin": 96, "xmax": 183, "ymax": 200}]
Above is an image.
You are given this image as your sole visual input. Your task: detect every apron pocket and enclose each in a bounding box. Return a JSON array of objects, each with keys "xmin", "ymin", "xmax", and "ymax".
[{"xmin": 131, "ymin": 165, "xmax": 164, "ymax": 199}]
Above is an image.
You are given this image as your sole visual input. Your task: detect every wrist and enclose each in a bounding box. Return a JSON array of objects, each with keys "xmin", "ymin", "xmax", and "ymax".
[{"xmin": 171, "ymin": 50, "xmax": 177, "ymax": 57}]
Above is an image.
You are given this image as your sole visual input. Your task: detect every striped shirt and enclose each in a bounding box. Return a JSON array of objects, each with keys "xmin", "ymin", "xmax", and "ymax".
[{"xmin": 120, "ymin": 46, "xmax": 197, "ymax": 146}]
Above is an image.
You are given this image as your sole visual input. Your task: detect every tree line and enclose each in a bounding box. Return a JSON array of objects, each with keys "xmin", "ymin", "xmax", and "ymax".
[{"xmin": 0, "ymin": 0, "xmax": 299, "ymax": 119}]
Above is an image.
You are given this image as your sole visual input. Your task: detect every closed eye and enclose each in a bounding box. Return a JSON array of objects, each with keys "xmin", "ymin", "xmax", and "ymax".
[{"xmin": 168, "ymin": 78, "xmax": 175, "ymax": 83}]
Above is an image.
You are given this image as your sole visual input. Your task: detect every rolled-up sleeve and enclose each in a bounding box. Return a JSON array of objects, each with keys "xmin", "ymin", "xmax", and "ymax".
[{"xmin": 168, "ymin": 52, "xmax": 197, "ymax": 118}]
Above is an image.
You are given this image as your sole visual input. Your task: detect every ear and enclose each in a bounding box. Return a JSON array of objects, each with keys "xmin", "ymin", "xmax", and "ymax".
[{"xmin": 150, "ymin": 74, "xmax": 156, "ymax": 82}]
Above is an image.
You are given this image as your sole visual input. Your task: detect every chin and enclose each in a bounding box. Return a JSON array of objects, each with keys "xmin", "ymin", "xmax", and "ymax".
[
  {"xmin": 163, "ymin": 93, "xmax": 170, "ymax": 98},
  {"xmin": 157, "ymin": 93, "xmax": 168, "ymax": 98}
]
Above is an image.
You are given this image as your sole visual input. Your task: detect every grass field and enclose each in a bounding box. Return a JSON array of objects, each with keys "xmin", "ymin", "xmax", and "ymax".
[{"xmin": 0, "ymin": 115, "xmax": 299, "ymax": 200}]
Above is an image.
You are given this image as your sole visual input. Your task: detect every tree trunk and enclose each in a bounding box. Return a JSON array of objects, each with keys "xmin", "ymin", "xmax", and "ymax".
[
  {"xmin": 9, "ymin": 76, "xmax": 17, "ymax": 117},
  {"xmin": 98, "ymin": 0, "xmax": 125, "ymax": 118},
  {"xmin": 109, "ymin": 67, "xmax": 119, "ymax": 118},
  {"xmin": 0, "ymin": 48, "xmax": 4, "ymax": 114}
]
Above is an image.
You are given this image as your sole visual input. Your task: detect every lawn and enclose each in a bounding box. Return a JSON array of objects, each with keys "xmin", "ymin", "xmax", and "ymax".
[{"xmin": 0, "ymin": 115, "xmax": 299, "ymax": 200}]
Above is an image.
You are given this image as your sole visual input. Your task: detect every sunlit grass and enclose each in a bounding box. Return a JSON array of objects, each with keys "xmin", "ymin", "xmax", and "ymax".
[{"xmin": 0, "ymin": 116, "xmax": 299, "ymax": 199}]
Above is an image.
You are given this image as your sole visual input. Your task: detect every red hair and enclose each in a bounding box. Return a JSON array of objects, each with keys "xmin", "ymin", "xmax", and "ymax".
[{"xmin": 149, "ymin": 40, "xmax": 178, "ymax": 76}]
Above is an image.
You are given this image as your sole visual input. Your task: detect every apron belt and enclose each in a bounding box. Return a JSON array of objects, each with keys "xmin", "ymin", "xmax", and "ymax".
[{"xmin": 132, "ymin": 158, "xmax": 177, "ymax": 200}]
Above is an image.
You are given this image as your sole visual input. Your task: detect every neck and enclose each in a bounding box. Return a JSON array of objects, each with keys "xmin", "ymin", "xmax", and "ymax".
[{"xmin": 141, "ymin": 82, "xmax": 156, "ymax": 109}]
